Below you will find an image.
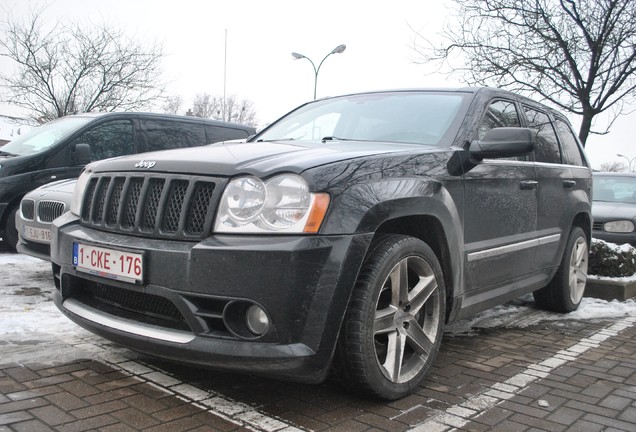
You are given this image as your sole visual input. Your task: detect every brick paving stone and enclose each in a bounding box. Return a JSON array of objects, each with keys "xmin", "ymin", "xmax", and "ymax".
[
  {"xmin": 322, "ymin": 419, "xmax": 369, "ymax": 432},
  {"xmin": 583, "ymin": 413, "xmax": 636, "ymax": 431},
  {"xmin": 545, "ymin": 406, "xmax": 584, "ymax": 425},
  {"xmin": 151, "ymin": 402, "xmax": 205, "ymax": 422},
  {"xmin": 0, "ymin": 376, "xmax": 26, "ymax": 394},
  {"xmin": 120, "ymin": 393, "xmax": 168, "ymax": 414},
  {"xmin": 190, "ymin": 411, "xmax": 240, "ymax": 432},
  {"xmin": 315, "ymin": 405, "xmax": 366, "ymax": 425},
  {"xmin": 355, "ymin": 412, "xmax": 408, "ymax": 431},
  {"xmin": 0, "ymin": 397, "xmax": 49, "ymax": 415},
  {"xmin": 8, "ymin": 385, "xmax": 61, "ymax": 402},
  {"xmin": 69, "ymin": 400, "xmax": 128, "ymax": 419},
  {"xmin": 56, "ymin": 413, "xmax": 119, "ymax": 432},
  {"xmin": 3, "ymin": 366, "xmax": 41, "ymax": 382},
  {"xmin": 0, "ymin": 411, "xmax": 33, "ymax": 426},
  {"xmin": 564, "ymin": 420, "xmax": 605, "ymax": 432},
  {"xmin": 487, "ymin": 418, "xmax": 529, "ymax": 432},
  {"xmin": 618, "ymin": 406, "xmax": 636, "ymax": 423},
  {"xmin": 30, "ymin": 404, "xmax": 75, "ymax": 426},
  {"xmin": 599, "ymin": 394, "xmax": 632, "ymax": 411},
  {"xmin": 389, "ymin": 405, "xmax": 436, "ymax": 427},
  {"xmin": 278, "ymin": 411, "xmax": 329, "ymax": 431},
  {"xmin": 45, "ymin": 391, "xmax": 90, "ymax": 411},
  {"xmin": 10, "ymin": 418, "xmax": 55, "ymax": 432},
  {"xmin": 98, "ymin": 424, "xmax": 137, "ymax": 432},
  {"xmin": 83, "ymin": 388, "xmax": 138, "ymax": 405},
  {"xmin": 111, "ymin": 407, "xmax": 161, "ymax": 429},
  {"xmin": 59, "ymin": 379, "xmax": 104, "ymax": 398}
]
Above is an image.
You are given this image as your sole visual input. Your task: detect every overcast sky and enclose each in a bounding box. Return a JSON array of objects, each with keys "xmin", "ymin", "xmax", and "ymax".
[{"xmin": 1, "ymin": 0, "xmax": 634, "ymax": 169}]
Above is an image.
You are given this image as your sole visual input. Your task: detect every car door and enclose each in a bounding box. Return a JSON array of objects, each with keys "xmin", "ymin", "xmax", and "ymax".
[
  {"xmin": 522, "ymin": 107, "xmax": 573, "ymax": 272},
  {"xmin": 463, "ymin": 99, "xmax": 539, "ymax": 291},
  {"xmin": 531, "ymin": 114, "xmax": 591, "ymax": 271}
]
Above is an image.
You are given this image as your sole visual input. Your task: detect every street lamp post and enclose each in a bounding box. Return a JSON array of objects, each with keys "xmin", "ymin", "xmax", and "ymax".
[
  {"xmin": 617, "ymin": 153, "xmax": 636, "ymax": 172},
  {"xmin": 291, "ymin": 44, "xmax": 346, "ymax": 100}
]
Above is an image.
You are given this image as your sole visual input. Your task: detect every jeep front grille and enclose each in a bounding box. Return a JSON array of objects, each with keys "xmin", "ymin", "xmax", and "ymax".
[{"xmin": 80, "ymin": 173, "xmax": 222, "ymax": 240}]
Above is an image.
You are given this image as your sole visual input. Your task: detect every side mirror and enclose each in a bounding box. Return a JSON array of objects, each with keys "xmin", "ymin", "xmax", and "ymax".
[
  {"xmin": 447, "ymin": 127, "xmax": 536, "ymax": 176},
  {"xmin": 73, "ymin": 143, "xmax": 92, "ymax": 165},
  {"xmin": 469, "ymin": 127, "xmax": 535, "ymax": 160}
]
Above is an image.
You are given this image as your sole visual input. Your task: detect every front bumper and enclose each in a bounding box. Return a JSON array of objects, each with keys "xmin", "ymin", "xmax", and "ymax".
[
  {"xmin": 592, "ymin": 229, "xmax": 636, "ymax": 246},
  {"xmin": 51, "ymin": 213, "xmax": 371, "ymax": 383}
]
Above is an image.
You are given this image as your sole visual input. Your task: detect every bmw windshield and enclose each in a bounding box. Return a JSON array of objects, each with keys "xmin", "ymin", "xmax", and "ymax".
[
  {"xmin": 2, "ymin": 116, "xmax": 93, "ymax": 156},
  {"xmin": 255, "ymin": 91, "xmax": 469, "ymax": 147}
]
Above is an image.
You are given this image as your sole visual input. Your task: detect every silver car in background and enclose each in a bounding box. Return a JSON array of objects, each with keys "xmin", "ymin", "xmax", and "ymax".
[{"xmin": 16, "ymin": 179, "xmax": 76, "ymax": 260}]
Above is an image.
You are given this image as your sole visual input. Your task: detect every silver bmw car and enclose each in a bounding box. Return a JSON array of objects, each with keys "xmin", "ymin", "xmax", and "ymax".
[{"xmin": 16, "ymin": 179, "xmax": 76, "ymax": 260}]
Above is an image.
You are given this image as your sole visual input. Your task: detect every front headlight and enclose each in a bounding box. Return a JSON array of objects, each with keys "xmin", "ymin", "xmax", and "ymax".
[
  {"xmin": 70, "ymin": 168, "xmax": 93, "ymax": 216},
  {"xmin": 603, "ymin": 220, "xmax": 635, "ymax": 233},
  {"xmin": 214, "ymin": 174, "xmax": 330, "ymax": 233}
]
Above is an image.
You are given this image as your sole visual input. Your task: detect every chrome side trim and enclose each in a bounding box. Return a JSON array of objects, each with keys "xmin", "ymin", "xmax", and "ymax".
[
  {"xmin": 467, "ymin": 234, "xmax": 561, "ymax": 262},
  {"xmin": 63, "ymin": 298, "xmax": 195, "ymax": 344}
]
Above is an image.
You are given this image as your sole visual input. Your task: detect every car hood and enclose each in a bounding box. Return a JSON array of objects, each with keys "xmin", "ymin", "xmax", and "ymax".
[
  {"xmin": 89, "ymin": 140, "xmax": 428, "ymax": 177},
  {"xmin": 26, "ymin": 178, "xmax": 77, "ymax": 199},
  {"xmin": 592, "ymin": 201, "xmax": 636, "ymax": 221}
]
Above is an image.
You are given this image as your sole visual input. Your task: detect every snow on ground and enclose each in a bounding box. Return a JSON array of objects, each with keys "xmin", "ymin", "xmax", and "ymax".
[{"xmin": 2, "ymin": 250, "xmax": 636, "ymax": 361}]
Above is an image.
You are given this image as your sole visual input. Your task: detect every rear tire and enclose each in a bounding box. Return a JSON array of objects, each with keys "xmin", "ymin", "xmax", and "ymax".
[
  {"xmin": 333, "ymin": 234, "xmax": 445, "ymax": 400},
  {"xmin": 533, "ymin": 227, "xmax": 588, "ymax": 313},
  {"xmin": 1, "ymin": 207, "xmax": 19, "ymax": 252}
]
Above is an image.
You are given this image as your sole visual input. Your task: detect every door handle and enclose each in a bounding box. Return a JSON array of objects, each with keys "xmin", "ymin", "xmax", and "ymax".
[
  {"xmin": 563, "ymin": 180, "xmax": 576, "ymax": 188},
  {"xmin": 519, "ymin": 180, "xmax": 538, "ymax": 190}
]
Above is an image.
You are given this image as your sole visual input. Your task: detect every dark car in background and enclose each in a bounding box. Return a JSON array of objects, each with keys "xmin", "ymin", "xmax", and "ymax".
[
  {"xmin": 592, "ymin": 172, "xmax": 636, "ymax": 245},
  {"xmin": 51, "ymin": 88, "xmax": 591, "ymax": 400},
  {"xmin": 0, "ymin": 112, "xmax": 255, "ymax": 251}
]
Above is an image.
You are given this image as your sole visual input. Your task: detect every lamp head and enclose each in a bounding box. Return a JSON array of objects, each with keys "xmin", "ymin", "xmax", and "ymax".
[
  {"xmin": 291, "ymin": 52, "xmax": 305, "ymax": 60},
  {"xmin": 331, "ymin": 44, "xmax": 346, "ymax": 54}
]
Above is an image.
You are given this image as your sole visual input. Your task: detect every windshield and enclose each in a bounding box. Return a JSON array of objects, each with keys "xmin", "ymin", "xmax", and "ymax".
[
  {"xmin": 593, "ymin": 175, "xmax": 636, "ymax": 203},
  {"xmin": 2, "ymin": 116, "xmax": 93, "ymax": 156},
  {"xmin": 256, "ymin": 92, "xmax": 467, "ymax": 147}
]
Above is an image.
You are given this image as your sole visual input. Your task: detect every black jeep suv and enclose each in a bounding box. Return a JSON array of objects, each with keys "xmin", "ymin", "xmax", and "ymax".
[{"xmin": 50, "ymin": 88, "xmax": 591, "ymax": 400}]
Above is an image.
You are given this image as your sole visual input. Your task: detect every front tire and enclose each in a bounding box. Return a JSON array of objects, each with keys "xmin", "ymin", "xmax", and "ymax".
[
  {"xmin": 534, "ymin": 226, "xmax": 588, "ymax": 313},
  {"xmin": 333, "ymin": 234, "xmax": 445, "ymax": 400}
]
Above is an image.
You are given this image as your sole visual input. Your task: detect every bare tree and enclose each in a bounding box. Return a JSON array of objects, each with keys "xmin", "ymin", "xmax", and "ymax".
[
  {"xmin": 414, "ymin": 0, "xmax": 636, "ymax": 146},
  {"xmin": 221, "ymin": 95, "xmax": 257, "ymax": 126},
  {"xmin": 192, "ymin": 93, "xmax": 222, "ymax": 119},
  {"xmin": 162, "ymin": 95, "xmax": 183, "ymax": 115},
  {"xmin": 599, "ymin": 161, "xmax": 626, "ymax": 172},
  {"xmin": 0, "ymin": 7, "xmax": 165, "ymax": 120},
  {"xmin": 190, "ymin": 93, "xmax": 258, "ymax": 126}
]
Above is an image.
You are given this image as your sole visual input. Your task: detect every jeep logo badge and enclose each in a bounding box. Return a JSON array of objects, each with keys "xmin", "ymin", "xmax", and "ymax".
[{"xmin": 135, "ymin": 160, "xmax": 156, "ymax": 169}]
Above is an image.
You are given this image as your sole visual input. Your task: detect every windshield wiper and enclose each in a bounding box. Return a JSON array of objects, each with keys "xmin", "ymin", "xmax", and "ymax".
[
  {"xmin": 0, "ymin": 150, "xmax": 17, "ymax": 157},
  {"xmin": 321, "ymin": 136, "xmax": 347, "ymax": 142}
]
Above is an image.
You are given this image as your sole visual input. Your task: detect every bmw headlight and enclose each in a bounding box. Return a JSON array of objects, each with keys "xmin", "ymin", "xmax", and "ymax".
[
  {"xmin": 603, "ymin": 220, "xmax": 635, "ymax": 233},
  {"xmin": 70, "ymin": 168, "xmax": 93, "ymax": 216},
  {"xmin": 214, "ymin": 174, "xmax": 330, "ymax": 233}
]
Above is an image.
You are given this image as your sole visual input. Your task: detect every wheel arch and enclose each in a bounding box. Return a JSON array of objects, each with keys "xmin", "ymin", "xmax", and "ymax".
[{"xmin": 373, "ymin": 215, "xmax": 459, "ymax": 323}]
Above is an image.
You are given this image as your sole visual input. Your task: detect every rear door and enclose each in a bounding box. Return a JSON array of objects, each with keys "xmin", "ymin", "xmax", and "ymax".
[{"xmin": 523, "ymin": 107, "xmax": 575, "ymax": 271}]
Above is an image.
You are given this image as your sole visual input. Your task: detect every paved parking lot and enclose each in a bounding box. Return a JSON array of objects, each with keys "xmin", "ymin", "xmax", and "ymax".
[{"xmin": 2, "ymin": 243, "xmax": 636, "ymax": 431}]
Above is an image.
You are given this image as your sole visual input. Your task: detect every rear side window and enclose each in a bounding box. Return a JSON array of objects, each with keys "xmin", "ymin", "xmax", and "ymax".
[
  {"xmin": 70, "ymin": 120, "xmax": 134, "ymax": 161},
  {"xmin": 554, "ymin": 119, "xmax": 585, "ymax": 166},
  {"xmin": 206, "ymin": 125, "xmax": 250, "ymax": 143},
  {"xmin": 523, "ymin": 107, "xmax": 561, "ymax": 164},
  {"xmin": 478, "ymin": 100, "xmax": 521, "ymax": 139},
  {"xmin": 143, "ymin": 120, "xmax": 206, "ymax": 151}
]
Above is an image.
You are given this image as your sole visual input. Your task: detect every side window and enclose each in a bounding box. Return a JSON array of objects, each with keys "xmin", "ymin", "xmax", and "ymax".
[
  {"xmin": 478, "ymin": 100, "xmax": 521, "ymax": 139},
  {"xmin": 143, "ymin": 120, "xmax": 206, "ymax": 152},
  {"xmin": 523, "ymin": 107, "xmax": 561, "ymax": 164},
  {"xmin": 70, "ymin": 120, "xmax": 134, "ymax": 161},
  {"xmin": 206, "ymin": 125, "xmax": 249, "ymax": 143},
  {"xmin": 554, "ymin": 119, "xmax": 585, "ymax": 166}
]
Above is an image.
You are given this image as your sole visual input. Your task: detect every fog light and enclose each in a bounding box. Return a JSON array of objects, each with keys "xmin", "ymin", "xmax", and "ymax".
[{"xmin": 246, "ymin": 305, "xmax": 269, "ymax": 335}]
